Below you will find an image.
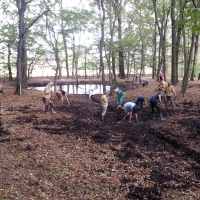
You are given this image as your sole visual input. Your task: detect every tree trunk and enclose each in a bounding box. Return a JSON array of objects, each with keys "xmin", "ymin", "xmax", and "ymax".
[
  {"xmin": 182, "ymin": 33, "xmax": 195, "ymax": 96},
  {"xmin": 21, "ymin": 34, "xmax": 28, "ymax": 88},
  {"xmin": 16, "ymin": 0, "xmax": 26, "ymax": 95},
  {"xmin": 118, "ymin": 15, "xmax": 125, "ymax": 79},
  {"xmin": 140, "ymin": 44, "xmax": 145, "ymax": 76},
  {"xmin": 112, "ymin": 52, "xmax": 116, "ymax": 82},
  {"xmin": 6, "ymin": 44, "xmax": 13, "ymax": 81},
  {"xmin": 152, "ymin": 25, "xmax": 157, "ymax": 79},
  {"xmin": 100, "ymin": 0, "xmax": 106, "ymax": 92},
  {"xmin": 171, "ymin": 0, "xmax": 177, "ymax": 84},
  {"xmin": 190, "ymin": 35, "xmax": 198, "ymax": 81},
  {"xmin": 84, "ymin": 54, "xmax": 87, "ymax": 79}
]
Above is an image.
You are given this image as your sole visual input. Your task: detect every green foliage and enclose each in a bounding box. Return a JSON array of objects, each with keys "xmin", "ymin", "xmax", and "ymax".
[{"xmin": 185, "ymin": 3, "xmax": 200, "ymax": 34}]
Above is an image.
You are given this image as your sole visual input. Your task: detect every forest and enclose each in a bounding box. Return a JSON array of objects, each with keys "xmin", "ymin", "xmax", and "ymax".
[
  {"xmin": 1, "ymin": 0, "xmax": 200, "ymax": 199},
  {"xmin": 0, "ymin": 0, "xmax": 200, "ymax": 94}
]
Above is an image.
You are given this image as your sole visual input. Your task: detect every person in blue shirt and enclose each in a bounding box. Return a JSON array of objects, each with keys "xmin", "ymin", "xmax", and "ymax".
[
  {"xmin": 150, "ymin": 92, "xmax": 165, "ymax": 120},
  {"xmin": 114, "ymin": 87, "xmax": 125, "ymax": 106},
  {"xmin": 118, "ymin": 102, "xmax": 138, "ymax": 123},
  {"xmin": 135, "ymin": 95, "xmax": 148, "ymax": 109}
]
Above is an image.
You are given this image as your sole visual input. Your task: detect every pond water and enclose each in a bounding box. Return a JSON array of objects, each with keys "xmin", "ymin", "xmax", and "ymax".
[{"xmin": 28, "ymin": 84, "xmax": 111, "ymax": 96}]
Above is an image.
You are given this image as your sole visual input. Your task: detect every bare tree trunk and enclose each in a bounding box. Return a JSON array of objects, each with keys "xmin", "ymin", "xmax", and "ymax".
[
  {"xmin": 118, "ymin": 15, "xmax": 125, "ymax": 79},
  {"xmin": 126, "ymin": 52, "xmax": 130, "ymax": 78},
  {"xmin": 63, "ymin": 40, "xmax": 69, "ymax": 78},
  {"xmin": 171, "ymin": 0, "xmax": 177, "ymax": 84},
  {"xmin": 190, "ymin": 35, "xmax": 198, "ymax": 81},
  {"xmin": 21, "ymin": 34, "xmax": 28, "ymax": 88},
  {"xmin": 6, "ymin": 44, "xmax": 13, "ymax": 81},
  {"xmin": 100, "ymin": 0, "xmax": 106, "ymax": 91},
  {"xmin": 140, "ymin": 44, "xmax": 145, "ymax": 76},
  {"xmin": 152, "ymin": 26, "xmax": 157, "ymax": 79},
  {"xmin": 84, "ymin": 53, "xmax": 87, "ymax": 79},
  {"xmin": 16, "ymin": 0, "xmax": 26, "ymax": 95},
  {"xmin": 182, "ymin": 33, "xmax": 195, "ymax": 96},
  {"xmin": 112, "ymin": 52, "xmax": 116, "ymax": 82}
]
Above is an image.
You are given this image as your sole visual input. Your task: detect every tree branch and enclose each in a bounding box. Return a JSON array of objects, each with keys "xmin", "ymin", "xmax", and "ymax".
[
  {"xmin": 25, "ymin": 9, "xmax": 49, "ymax": 33},
  {"xmin": 25, "ymin": 0, "xmax": 34, "ymax": 5}
]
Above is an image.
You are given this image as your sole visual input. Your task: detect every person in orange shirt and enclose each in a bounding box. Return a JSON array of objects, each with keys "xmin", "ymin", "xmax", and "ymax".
[{"xmin": 157, "ymin": 81, "xmax": 164, "ymax": 91}]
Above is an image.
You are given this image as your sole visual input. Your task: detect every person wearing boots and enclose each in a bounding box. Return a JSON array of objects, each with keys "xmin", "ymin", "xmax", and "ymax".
[
  {"xmin": 114, "ymin": 87, "xmax": 125, "ymax": 106},
  {"xmin": 118, "ymin": 102, "xmax": 138, "ymax": 124},
  {"xmin": 165, "ymin": 82, "xmax": 176, "ymax": 109},
  {"xmin": 42, "ymin": 82, "xmax": 56, "ymax": 114},
  {"xmin": 101, "ymin": 91, "xmax": 109, "ymax": 121},
  {"xmin": 149, "ymin": 92, "xmax": 165, "ymax": 120},
  {"xmin": 135, "ymin": 95, "xmax": 148, "ymax": 109}
]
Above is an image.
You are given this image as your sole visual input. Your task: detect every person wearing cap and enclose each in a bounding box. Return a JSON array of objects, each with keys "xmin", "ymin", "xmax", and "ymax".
[
  {"xmin": 135, "ymin": 95, "xmax": 148, "ymax": 109},
  {"xmin": 118, "ymin": 102, "xmax": 138, "ymax": 124},
  {"xmin": 55, "ymin": 89, "xmax": 70, "ymax": 105},
  {"xmin": 114, "ymin": 87, "xmax": 125, "ymax": 106},
  {"xmin": 149, "ymin": 92, "xmax": 165, "ymax": 120},
  {"xmin": 42, "ymin": 82, "xmax": 56, "ymax": 114},
  {"xmin": 101, "ymin": 91, "xmax": 109, "ymax": 121}
]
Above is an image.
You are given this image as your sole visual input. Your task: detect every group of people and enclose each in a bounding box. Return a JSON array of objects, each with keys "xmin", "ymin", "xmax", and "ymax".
[
  {"xmin": 134, "ymin": 70, "xmax": 148, "ymax": 87},
  {"xmin": 42, "ymin": 82, "xmax": 70, "ymax": 114},
  {"xmin": 101, "ymin": 75, "xmax": 177, "ymax": 123},
  {"xmin": 42, "ymin": 75, "xmax": 176, "ymax": 125}
]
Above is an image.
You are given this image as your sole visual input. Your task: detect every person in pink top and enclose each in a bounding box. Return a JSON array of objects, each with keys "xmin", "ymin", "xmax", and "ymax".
[{"xmin": 159, "ymin": 69, "xmax": 164, "ymax": 81}]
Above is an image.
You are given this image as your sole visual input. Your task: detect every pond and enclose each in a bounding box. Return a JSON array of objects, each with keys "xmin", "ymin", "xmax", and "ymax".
[{"xmin": 28, "ymin": 84, "xmax": 111, "ymax": 97}]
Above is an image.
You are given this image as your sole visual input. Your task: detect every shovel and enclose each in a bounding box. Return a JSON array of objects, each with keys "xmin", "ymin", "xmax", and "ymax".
[{"xmin": 117, "ymin": 115, "xmax": 129, "ymax": 124}]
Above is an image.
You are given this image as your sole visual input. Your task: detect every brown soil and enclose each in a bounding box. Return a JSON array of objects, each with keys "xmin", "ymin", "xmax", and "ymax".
[{"xmin": 0, "ymin": 77, "xmax": 200, "ymax": 200}]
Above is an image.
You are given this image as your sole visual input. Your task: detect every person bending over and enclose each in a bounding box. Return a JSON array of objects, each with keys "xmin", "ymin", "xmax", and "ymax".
[
  {"xmin": 114, "ymin": 87, "xmax": 125, "ymax": 106},
  {"xmin": 42, "ymin": 82, "xmax": 56, "ymax": 114},
  {"xmin": 149, "ymin": 92, "xmax": 165, "ymax": 120},
  {"xmin": 118, "ymin": 102, "xmax": 138, "ymax": 123},
  {"xmin": 135, "ymin": 95, "xmax": 148, "ymax": 109},
  {"xmin": 56, "ymin": 90, "xmax": 70, "ymax": 105}
]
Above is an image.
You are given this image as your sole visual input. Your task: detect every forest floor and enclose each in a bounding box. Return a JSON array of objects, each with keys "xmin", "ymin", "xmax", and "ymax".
[{"xmin": 1, "ymin": 76, "xmax": 200, "ymax": 200}]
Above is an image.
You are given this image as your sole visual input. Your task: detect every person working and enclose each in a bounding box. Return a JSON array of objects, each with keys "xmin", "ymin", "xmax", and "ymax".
[
  {"xmin": 135, "ymin": 95, "xmax": 148, "ymax": 109},
  {"xmin": 55, "ymin": 90, "xmax": 70, "ymax": 105},
  {"xmin": 157, "ymin": 81, "xmax": 164, "ymax": 91},
  {"xmin": 42, "ymin": 82, "xmax": 56, "ymax": 114},
  {"xmin": 118, "ymin": 102, "xmax": 138, "ymax": 124},
  {"xmin": 101, "ymin": 91, "xmax": 109, "ymax": 121},
  {"xmin": 114, "ymin": 87, "xmax": 125, "ymax": 106},
  {"xmin": 165, "ymin": 82, "xmax": 176, "ymax": 109},
  {"xmin": 140, "ymin": 76, "xmax": 148, "ymax": 87},
  {"xmin": 150, "ymin": 92, "xmax": 165, "ymax": 120}
]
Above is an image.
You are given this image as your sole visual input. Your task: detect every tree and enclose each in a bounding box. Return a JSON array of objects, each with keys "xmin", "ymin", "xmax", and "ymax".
[
  {"xmin": 100, "ymin": 0, "xmax": 106, "ymax": 92},
  {"xmin": 15, "ymin": 0, "xmax": 48, "ymax": 95}
]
